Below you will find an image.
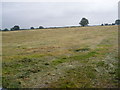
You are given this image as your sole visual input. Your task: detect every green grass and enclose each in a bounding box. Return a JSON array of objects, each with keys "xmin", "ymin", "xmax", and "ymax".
[{"xmin": 2, "ymin": 25, "xmax": 119, "ymax": 88}]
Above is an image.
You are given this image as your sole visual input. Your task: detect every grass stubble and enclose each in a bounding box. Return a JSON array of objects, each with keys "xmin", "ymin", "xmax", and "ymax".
[{"xmin": 2, "ymin": 25, "xmax": 119, "ymax": 88}]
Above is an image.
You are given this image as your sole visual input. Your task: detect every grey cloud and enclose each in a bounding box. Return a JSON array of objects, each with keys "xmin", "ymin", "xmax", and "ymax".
[{"xmin": 2, "ymin": 2, "xmax": 118, "ymax": 29}]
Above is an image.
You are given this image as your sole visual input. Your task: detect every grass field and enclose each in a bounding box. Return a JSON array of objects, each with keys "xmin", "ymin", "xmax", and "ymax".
[{"xmin": 2, "ymin": 25, "xmax": 119, "ymax": 88}]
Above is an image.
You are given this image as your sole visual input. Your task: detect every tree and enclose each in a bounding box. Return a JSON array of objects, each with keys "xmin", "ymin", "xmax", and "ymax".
[
  {"xmin": 30, "ymin": 27, "xmax": 34, "ymax": 29},
  {"xmin": 10, "ymin": 28, "xmax": 14, "ymax": 31},
  {"xmin": 11, "ymin": 25, "xmax": 20, "ymax": 31},
  {"xmin": 105, "ymin": 23, "xmax": 108, "ymax": 26},
  {"xmin": 112, "ymin": 23, "xmax": 115, "ymax": 25},
  {"xmin": 101, "ymin": 24, "xmax": 104, "ymax": 26},
  {"xmin": 3, "ymin": 28, "xmax": 9, "ymax": 31},
  {"xmin": 39, "ymin": 26, "xmax": 44, "ymax": 29},
  {"xmin": 14, "ymin": 25, "xmax": 20, "ymax": 30},
  {"xmin": 79, "ymin": 18, "xmax": 89, "ymax": 26},
  {"xmin": 115, "ymin": 19, "xmax": 120, "ymax": 25}
]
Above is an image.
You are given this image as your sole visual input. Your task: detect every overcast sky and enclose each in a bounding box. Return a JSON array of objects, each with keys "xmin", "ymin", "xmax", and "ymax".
[{"xmin": 1, "ymin": 0, "xmax": 119, "ymax": 29}]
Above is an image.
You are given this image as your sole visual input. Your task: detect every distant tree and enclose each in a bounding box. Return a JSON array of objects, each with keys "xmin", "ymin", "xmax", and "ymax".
[
  {"xmin": 30, "ymin": 27, "xmax": 34, "ymax": 29},
  {"xmin": 39, "ymin": 26, "xmax": 44, "ymax": 29},
  {"xmin": 105, "ymin": 23, "xmax": 108, "ymax": 26},
  {"xmin": 14, "ymin": 25, "xmax": 20, "ymax": 30},
  {"xmin": 101, "ymin": 24, "xmax": 104, "ymax": 26},
  {"xmin": 10, "ymin": 28, "xmax": 14, "ymax": 31},
  {"xmin": 11, "ymin": 25, "xmax": 20, "ymax": 31},
  {"xmin": 79, "ymin": 18, "xmax": 89, "ymax": 27},
  {"xmin": 115, "ymin": 19, "xmax": 120, "ymax": 25},
  {"xmin": 108, "ymin": 24, "xmax": 112, "ymax": 26},
  {"xmin": 3, "ymin": 28, "xmax": 9, "ymax": 31},
  {"xmin": 112, "ymin": 23, "xmax": 115, "ymax": 25}
]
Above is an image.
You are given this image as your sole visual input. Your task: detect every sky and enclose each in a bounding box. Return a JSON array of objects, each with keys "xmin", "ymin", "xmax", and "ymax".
[{"xmin": 1, "ymin": 0, "xmax": 120, "ymax": 29}]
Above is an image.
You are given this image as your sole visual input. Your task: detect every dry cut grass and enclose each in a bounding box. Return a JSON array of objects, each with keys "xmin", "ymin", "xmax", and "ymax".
[{"xmin": 2, "ymin": 25, "xmax": 119, "ymax": 88}]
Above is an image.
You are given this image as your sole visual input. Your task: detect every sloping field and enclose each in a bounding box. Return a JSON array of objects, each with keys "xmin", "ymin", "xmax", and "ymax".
[{"xmin": 2, "ymin": 25, "xmax": 119, "ymax": 88}]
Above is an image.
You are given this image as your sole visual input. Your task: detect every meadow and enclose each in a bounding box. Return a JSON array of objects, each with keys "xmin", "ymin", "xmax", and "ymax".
[{"xmin": 2, "ymin": 25, "xmax": 119, "ymax": 88}]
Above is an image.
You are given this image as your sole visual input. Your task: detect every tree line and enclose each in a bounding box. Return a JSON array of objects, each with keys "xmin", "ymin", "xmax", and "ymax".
[
  {"xmin": 1, "ymin": 25, "xmax": 44, "ymax": 31},
  {"xmin": 1, "ymin": 18, "xmax": 120, "ymax": 31},
  {"xmin": 79, "ymin": 18, "xmax": 120, "ymax": 26}
]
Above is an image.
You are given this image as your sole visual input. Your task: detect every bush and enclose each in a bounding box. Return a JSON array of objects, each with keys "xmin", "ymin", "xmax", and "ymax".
[
  {"xmin": 30, "ymin": 27, "xmax": 34, "ymax": 29},
  {"xmin": 3, "ymin": 28, "xmax": 9, "ymax": 31},
  {"xmin": 115, "ymin": 19, "xmax": 120, "ymax": 25},
  {"xmin": 39, "ymin": 26, "xmax": 44, "ymax": 29},
  {"xmin": 11, "ymin": 25, "xmax": 20, "ymax": 31},
  {"xmin": 105, "ymin": 23, "xmax": 108, "ymax": 26}
]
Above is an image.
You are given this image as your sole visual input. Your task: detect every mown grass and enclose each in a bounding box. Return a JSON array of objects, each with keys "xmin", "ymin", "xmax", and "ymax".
[
  {"xmin": 46, "ymin": 45, "xmax": 118, "ymax": 88},
  {"xmin": 2, "ymin": 25, "xmax": 118, "ymax": 88}
]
